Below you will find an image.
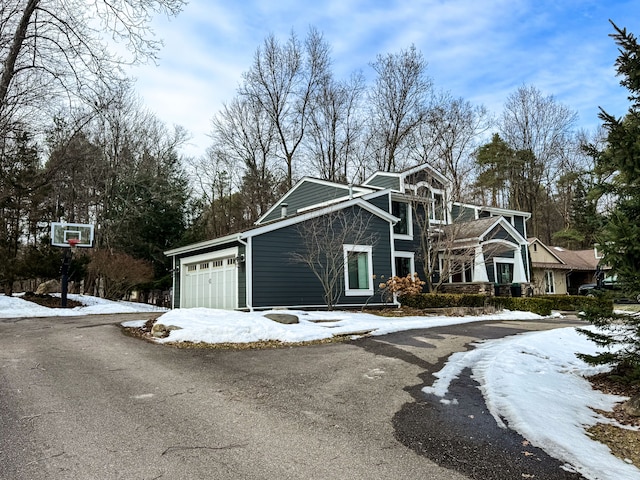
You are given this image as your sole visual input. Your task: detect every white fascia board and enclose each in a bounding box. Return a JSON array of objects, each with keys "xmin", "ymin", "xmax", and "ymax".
[
  {"xmin": 362, "ymin": 171, "xmax": 401, "ymax": 186},
  {"xmin": 245, "ymin": 198, "xmax": 399, "ymax": 240},
  {"xmin": 164, "ymin": 233, "xmax": 244, "ymax": 257},
  {"xmin": 454, "ymin": 202, "xmax": 532, "ymax": 220},
  {"xmin": 479, "ymin": 217, "xmax": 528, "ymax": 245},
  {"xmin": 400, "ymin": 162, "xmax": 451, "ymax": 185}
]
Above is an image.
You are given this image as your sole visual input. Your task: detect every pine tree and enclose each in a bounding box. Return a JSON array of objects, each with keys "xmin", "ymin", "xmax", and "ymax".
[{"xmin": 578, "ymin": 22, "xmax": 640, "ymax": 382}]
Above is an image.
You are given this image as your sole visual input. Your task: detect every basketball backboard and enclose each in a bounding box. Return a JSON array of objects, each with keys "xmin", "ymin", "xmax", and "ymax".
[{"xmin": 51, "ymin": 222, "xmax": 94, "ymax": 248}]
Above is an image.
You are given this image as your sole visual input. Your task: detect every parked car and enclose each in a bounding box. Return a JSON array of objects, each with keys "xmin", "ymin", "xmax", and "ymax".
[{"xmin": 578, "ymin": 280, "xmax": 640, "ymax": 303}]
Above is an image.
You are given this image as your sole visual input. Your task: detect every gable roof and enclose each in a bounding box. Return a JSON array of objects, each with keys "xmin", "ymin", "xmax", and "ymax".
[
  {"xmin": 165, "ymin": 196, "xmax": 398, "ymax": 257},
  {"xmin": 256, "ymin": 177, "xmax": 375, "ymax": 224},
  {"xmin": 528, "ymin": 238, "xmax": 600, "ymax": 271},
  {"xmin": 440, "ymin": 216, "xmax": 526, "ymax": 247},
  {"xmin": 362, "ymin": 163, "xmax": 450, "ymax": 193}
]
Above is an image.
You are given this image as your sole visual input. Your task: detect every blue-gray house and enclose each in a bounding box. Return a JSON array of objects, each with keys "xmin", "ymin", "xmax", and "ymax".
[{"xmin": 164, "ymin": 164, "xmax": 531, "ymax": 310}]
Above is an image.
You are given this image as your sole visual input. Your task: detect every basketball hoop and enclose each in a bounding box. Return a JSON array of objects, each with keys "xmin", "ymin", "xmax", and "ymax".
[{"xmin": 67, "ymin": 238, "xmax": 80, "ymax": 252}]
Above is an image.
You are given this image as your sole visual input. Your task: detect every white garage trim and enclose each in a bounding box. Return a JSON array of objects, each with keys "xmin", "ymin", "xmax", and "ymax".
[{"xmin": 180, "ymin": 247, "xmax": 238, "ymax": 309}]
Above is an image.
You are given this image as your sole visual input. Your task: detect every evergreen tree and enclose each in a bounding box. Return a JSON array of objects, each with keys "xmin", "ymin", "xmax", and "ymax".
[{"xmin": 578, "ymin": 22, "xmax": 640, "ymax": 382}]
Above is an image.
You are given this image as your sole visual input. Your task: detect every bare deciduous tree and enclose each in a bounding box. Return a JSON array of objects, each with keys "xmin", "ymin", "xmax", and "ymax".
[
  {"xmin": 0, "ymin": 0, "xmax": 185, "ymax": 127},
  {"xmin": 239, "ymin": 27, "xmax": 331, "ymax": 189},
  {"xmin": 305, "ymin": 71, "xmax": 366, "ymax": 182},
  {"xmin": 412, "ymin": 92, "xmax": 493, "ymax": 201},
  {"xmin": 365, "ymin": 45, "xmax": 433, "ymax": 173},
  {"xmin": 291, "ymin": 209, "xmax": 378, "ymax": 310}
]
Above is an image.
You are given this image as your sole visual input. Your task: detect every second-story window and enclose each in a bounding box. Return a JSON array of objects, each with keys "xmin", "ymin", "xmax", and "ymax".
[{"xmin": 392, "ymin": 201, "xmax": 410, "ymax": 236}]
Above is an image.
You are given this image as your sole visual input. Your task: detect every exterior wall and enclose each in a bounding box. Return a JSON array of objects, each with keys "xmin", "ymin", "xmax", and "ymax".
[
  {"xmin": 513, "ymin": 216, "xmax": 526, "ymax": 237},
  {"xmin": 260, "ymin": 181, "xmax": 351, "ymax": 223},
  {"xmin": 529, "ymin": 242, "xmax": 562, "ymax": 264},
  {"xmin": 531, "ymin": 267, "xmax": 568, "ymax": 295},
  {"xmin": 251, "ymin": 206, "xmax": 393, "ymax": 309},
  {"xmin": 487, "ymin": 225, "xmax": 517, "ymax": 244},
  {"xmin": 365, "ymin": 192, "xmax": 391, "ymax": 212}
]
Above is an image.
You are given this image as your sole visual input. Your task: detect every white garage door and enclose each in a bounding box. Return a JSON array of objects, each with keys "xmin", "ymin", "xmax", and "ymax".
[{"xmin": 181, "ymin": 250, "xmax": 238, "ymax": 309}]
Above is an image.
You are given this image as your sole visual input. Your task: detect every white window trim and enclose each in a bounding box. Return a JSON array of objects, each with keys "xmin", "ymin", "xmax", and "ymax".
[
  {"xmin": 493, "ymin": 257, "xmax": 515, "ymax": 284},
  {"xmin": 343, "ymin": 244, "xmax": 374, "ymax": 296},
  {"xmin": 391, "ymin": 200, "xmax": 413, "ymax": 240},
  {"xmin": 545, "ymin": 270, "xmax": 555, "ymax": 294},
  {"xmin": 393, "ymin": 251, "xmax": 415, "ymax": 277}
]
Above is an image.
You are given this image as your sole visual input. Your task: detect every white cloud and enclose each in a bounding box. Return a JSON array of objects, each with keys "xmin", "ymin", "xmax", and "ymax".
[{"xmin": 127, "ymin": 0, "xmax": 640, "ymax": 157}]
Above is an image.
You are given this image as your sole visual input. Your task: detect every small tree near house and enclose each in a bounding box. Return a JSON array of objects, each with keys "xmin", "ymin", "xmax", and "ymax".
[{"xmin": 291, "ymin": 209, "xmax": 378, "ymax": 310}]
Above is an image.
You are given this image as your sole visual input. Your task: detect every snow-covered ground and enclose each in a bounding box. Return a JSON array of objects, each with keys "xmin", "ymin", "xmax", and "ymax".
[
  {"xmin": 0, "ymin": 293, "xmax": 166, "ymax": 317},
  {"xmin": 1, "ymin": 293, "xmax": 638, "ymax": 480}
]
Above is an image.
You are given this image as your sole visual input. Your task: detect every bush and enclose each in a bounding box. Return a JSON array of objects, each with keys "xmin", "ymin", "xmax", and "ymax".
[
  {"xmin": 487, "ymin": 297, "xmax": 554, "ymax": 316},
  {"xmin": 401, "ymin": 293, "xmax": 613, "ymax": 316},
  {"xmin": 401, "ymin": 293, "xmax": 488, "ymax": 309}
]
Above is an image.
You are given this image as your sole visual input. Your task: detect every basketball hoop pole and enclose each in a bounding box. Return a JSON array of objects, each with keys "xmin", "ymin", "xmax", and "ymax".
[{"xmin": 60, "ymin": 239, "xmax": 79, "ymax": 308}]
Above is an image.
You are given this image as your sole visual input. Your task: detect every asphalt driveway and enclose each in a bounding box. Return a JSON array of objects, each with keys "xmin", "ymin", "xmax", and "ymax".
[{"xmin": 0, "ymin": 312, "xmax": 585, "ymax": 479}]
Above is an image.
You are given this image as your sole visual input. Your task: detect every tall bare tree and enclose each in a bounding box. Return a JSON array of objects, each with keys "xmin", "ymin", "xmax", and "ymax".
[
  {"xmin": 412, "ymin": 92, "xmax": 492, "ymax": 201},
  {"xmin": 239, "ymin": 27, "xmax": 331, "ymax": 189},
  {"xmin": 304, "ymin": 71, "xmax": 366, "ymax": 182},
  {"xmin": 499, "ymin": 85, "xmax": 578, "ymax": 240},
  {"xmin": 365, "ymin": 45, "xmax": 433, "ymax": 173},
  {"xmin": 209, "ymin": 96, "xmax": 279, "ymax": 222}
]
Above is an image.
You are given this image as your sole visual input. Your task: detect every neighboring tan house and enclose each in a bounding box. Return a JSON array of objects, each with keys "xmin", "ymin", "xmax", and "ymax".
[
  {"xmin": 164, "ymin": 164, "xmax": 532, "ymax": 310},
  {"xmin": 528, "ymin": 238, "xmax": 601, "ymax": 295}
]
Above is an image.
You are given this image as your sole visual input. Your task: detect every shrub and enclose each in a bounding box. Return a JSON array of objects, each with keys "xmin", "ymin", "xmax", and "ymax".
[
  {"xmin": 401, "ymin": 293, "xmax": 613, "ymax": 316},
  {"xmin": 400, "ymin": 293, "xmax": 487, "ymax": 309},
  {"xmin": 379, "ymin": 273, "xmax": 426, "ymax": 302}
]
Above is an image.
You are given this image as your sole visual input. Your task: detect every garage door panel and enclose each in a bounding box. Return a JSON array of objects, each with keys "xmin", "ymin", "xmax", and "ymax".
[{"xmin": 181, "ymin": 252, "xmax": 237, "ymax": 309}]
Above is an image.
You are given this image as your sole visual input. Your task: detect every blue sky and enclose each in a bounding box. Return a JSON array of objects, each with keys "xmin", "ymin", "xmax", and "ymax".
[{"xmin": 131, "ymin": 0, "xmax": 640, "ymax": 158}]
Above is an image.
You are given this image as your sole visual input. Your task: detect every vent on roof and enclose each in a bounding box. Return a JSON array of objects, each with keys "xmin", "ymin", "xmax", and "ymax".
[{"xmin": 280, "ymin": 203, "xmax": 288, "ymax": 218}]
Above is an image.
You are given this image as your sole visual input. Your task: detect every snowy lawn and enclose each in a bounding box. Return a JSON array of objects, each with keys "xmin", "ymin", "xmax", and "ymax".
[{"xmin": 1, "ymin": 293, "xmax": 638, "ymax": 480}]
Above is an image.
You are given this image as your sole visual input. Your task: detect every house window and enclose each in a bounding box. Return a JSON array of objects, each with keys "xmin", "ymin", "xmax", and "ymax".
[
  {"xmin": 545, "ymin": 270, "xmax": 555, "ymax": 294},
  {"xmin": 451, "ymin": 261, "xmax": 473, "ymax": 283},
  {"xmin": 395, "ymin": 256, "xmax": 412, "ymax": 278},
  {"xmin": 392, "ymin": 201, "xmax": 411, "ymax": 236},
  {"xmin": 496, "ymin": 262, "xmax": 514, "ymax": 284},
  {"xmin": 430, "ymin": 193, "xmax": 445, "ymax": 221},
  {"xmin": 344, "ymin": 245, "xmax": 374, "ymax": 296}
]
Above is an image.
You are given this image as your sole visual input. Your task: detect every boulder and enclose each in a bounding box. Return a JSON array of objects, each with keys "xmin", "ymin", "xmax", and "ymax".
[
  {"xmin": 35, "ymin": 279, "xmax": 60, "ymax": 295},
  {"xmin": 623, "ymin": 393, "xmax": 640, "ymax": 417},
  {"xmin": 264, "ymin": 313, "xmax": 299, "ymax": 324},
  {"xmin": 151, "ymin": 323, "xmax": 182, "ymax": 338}
]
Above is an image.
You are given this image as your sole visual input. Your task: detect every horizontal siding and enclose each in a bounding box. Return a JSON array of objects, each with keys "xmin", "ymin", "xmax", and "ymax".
[
  {"xmin": 251, "ymin": 207, "xmax": 393, "ymax": 308},
  {"xmin": 452, "ymin": 204, "xmax": 476, "ymax": 222},
  {"xmin": 514, "ymin": 216, "xmax": 526, "ymax": 237},
  {"xmin": 365, "ymin": 193, "xmax": 391, "ymax": 212},
  {"xmin": 261, "ymin": 182, "xmax": 350, "ymax": 223}
]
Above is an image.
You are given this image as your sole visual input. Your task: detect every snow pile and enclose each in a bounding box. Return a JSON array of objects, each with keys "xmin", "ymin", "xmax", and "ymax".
[
  {"xmin": 0, "ymin": 293, "xmax": 166, "ymax": 318},
  {"xmin": 423, "ymin": 327, "xmax": 639, "ymax": 480},
  {"xmin": 150, "ymin": 308, "xmax": 548, "ymax": 344}
]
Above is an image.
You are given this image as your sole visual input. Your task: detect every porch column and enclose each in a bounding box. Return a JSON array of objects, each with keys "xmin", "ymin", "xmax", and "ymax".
[
  {"xmin": 473, "ymin": 245, "xmax": 489, "ymax": 282},
  {"xmin": 512, "ymin": 246, "xmax": 527, "ymax": 283}
]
